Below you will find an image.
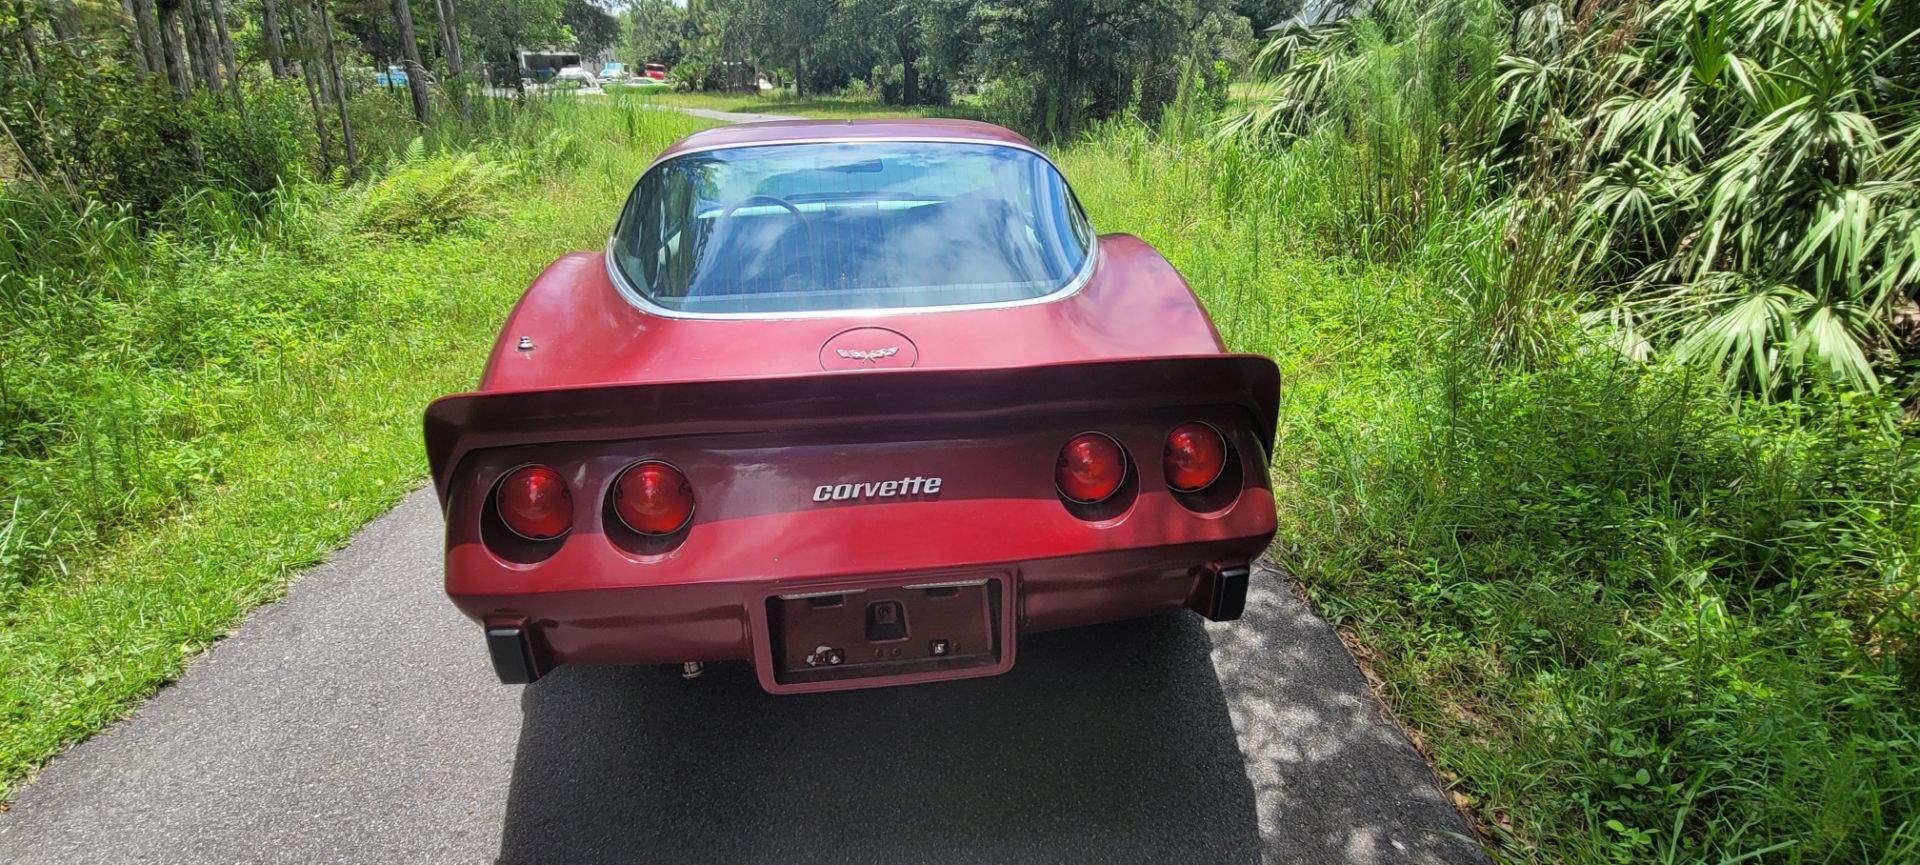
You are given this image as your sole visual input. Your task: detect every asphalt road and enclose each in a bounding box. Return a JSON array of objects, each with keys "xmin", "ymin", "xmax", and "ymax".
[{"xmin": 0, "ymin": 490, "xmax": 1486, "ymax": 864}]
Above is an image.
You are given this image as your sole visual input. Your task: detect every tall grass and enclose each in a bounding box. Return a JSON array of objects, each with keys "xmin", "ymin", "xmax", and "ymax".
[
  {"xmin": 1060, "ymin": 46, "xmax": 1919, "ymax": 864},
  {"xmin": 0, "ymin": 97, "xmax": 711, "ymax": 797},
  {"xmin": 0, "ymin": 93, "xmax": 653, "ymax": 603}
]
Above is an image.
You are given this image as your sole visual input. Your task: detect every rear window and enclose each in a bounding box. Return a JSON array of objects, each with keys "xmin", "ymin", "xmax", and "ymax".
[{"xmin": 609, "ymin": 141, "xmax": 1095, "ymax": 315}]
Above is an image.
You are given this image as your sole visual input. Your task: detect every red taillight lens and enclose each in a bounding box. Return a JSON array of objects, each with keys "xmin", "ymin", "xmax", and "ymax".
[
  {"xmin": 1055, "ymin": 433, "xmax": 1127, "ymax": 504},
  {"xmin": 497, "ymin": 465, "xmax": 573, "ymax": 540},
  {"xmin": 613, "ymin": 461, "xmax": 695, "ymax": 536},
  {"xmin": 1164, "ymin": 422, "xmax": 1227, "ymax": 492}
]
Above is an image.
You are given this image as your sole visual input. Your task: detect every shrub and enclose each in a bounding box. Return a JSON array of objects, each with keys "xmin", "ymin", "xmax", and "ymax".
[
  {"xmin": 192, "ymin": 79, "xmax": 313, "ymax": 200},
  {"xmin": 1232, "ymin": 0, "xmax": 1920, "ymax": 396},
  {"xmin": 668, "ymin": 58, "xmax": 710, "ymax": 92},
  {"xmin": 1062, "ymin": 101, "xmax": 1920, "ymax": 864},
  {"xmin": 1, "ymin": 58, "xmax": 202, "ymax": 217},
  {"xmin": 0, "ymin": 100, "xmax": 712, "ymax": 799},
  {"xmin": 0, "ymin": 97, "xmax": 642, "ymax": 614},
  {"xmin": 351, "ymin": 139, "xmax": 516, "ymax": 237},
  {"xmin": 975, "ymin": 70, "xmax": 1044, "ymax": 137}
]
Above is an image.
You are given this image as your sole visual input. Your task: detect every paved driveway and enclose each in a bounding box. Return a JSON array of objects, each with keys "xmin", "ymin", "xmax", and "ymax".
[{"xmin": 0, "ymin": 490, "xmax": 1485, "ymax": 864}]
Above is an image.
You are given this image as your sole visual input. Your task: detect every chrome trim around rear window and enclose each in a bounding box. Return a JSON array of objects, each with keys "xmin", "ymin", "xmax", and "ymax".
[
  {"xmin": 604, "ymin": 136, "xmax": 1100, "ymax": 321},
  {"xmin": 603, "ymin": 236, "xmax": 1099, "ymax": 321}
]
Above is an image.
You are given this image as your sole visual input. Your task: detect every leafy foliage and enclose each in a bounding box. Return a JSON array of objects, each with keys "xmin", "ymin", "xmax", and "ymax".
[
  {"xmin": 462, "ymin": 0, "xmax": 567, "ymax": 73},
  {"xmin": 560, "ymin": 0, "xmax": 619, "ymax": 57},
  {"xmin": 1232, "ymin": 0, "xmax": 1920, "ymax": 397},
  {"xmin": 0, "ymin": 101, "xmax": 710, "ymax": 798},
  {"xmin": 351, "ymin": 137, "xmax": 514, "ymax": 236},
  {"xmin": 0, "ymin": 38, "xmax": 305, "ymax": 217},
  {"xmin": 622, "ymin": 0, "xmax": 688, "ymax": 67},
  {"xmin": 1480, "ymin": 0, "xmax": 1920, "ymax": 398},
  {"xmin": 971, "ymin": 0, "xmax": 1245, "ymax": 138},
  {"xmin": 1065, "ymin": 102, "xmax": 1920, "ymax": 864},
  {"xmin": 629, "ymin": 0, "xmax": 1255, "ymax": 136}
]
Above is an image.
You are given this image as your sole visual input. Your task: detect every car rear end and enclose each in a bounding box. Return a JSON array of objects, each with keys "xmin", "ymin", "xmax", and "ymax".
[
  {"xmin": 427, "ymin": 356, "xmax": 1277, "ymax": 693},
  {"xmin": 432, "ymin": 122, "xmax": 1279, "ymax": 692}
]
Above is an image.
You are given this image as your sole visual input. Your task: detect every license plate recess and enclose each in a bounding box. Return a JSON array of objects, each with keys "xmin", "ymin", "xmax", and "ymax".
[{"xmin": 766, "ymin": 577, "xmax": 1003, "ymax": 685}]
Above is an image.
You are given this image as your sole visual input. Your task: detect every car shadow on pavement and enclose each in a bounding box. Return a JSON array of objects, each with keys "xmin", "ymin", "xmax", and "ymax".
[{"xmin": 497, "ymin": 613, "xmax": 1261, "ymax": 865}]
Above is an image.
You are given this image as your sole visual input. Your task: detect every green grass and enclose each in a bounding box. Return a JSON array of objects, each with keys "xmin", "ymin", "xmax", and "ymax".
[
  {"xmin": 0, "ymin": 103, "xmax": 714, "ymax": 799},
  {"xmin": 1055, "ymin": 120, "xmax": 1920, "ymax": 863}
]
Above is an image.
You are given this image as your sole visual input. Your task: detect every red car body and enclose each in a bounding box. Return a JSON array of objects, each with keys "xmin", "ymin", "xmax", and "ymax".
[{"xmin": 425, "ymin": 119, "xmax": 1279, "ymax": 693}]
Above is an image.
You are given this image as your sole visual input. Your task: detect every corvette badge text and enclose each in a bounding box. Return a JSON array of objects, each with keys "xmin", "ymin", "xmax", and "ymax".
[{"xmin": 813, "ymin": 476, "xmax": 943, "ymax": 502}]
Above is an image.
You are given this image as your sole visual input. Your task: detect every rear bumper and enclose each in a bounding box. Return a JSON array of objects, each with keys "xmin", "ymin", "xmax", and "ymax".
[{"xmin": 456, "ymin": 543, "xmax": 1258, "ymax": 692}]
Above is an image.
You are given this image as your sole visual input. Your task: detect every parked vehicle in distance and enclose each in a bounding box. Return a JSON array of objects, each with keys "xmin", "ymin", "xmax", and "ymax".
[
  {"xmin": 599, "ymin": 62, "xmax": 629, "ymax": 81},
  {"xmin": 551, "ymin": 67, "xmax": 599, "ymax": 90},
  {"xmin": 644, "ymin": 62, "xmax": 668, "ymax": 80},
  {"xmin": 375, "ymin": 64, "xmax": 407, "ymax": 87},
  {"xmin": 425, "ymin": 119, "xmax": 1280, "ymax": 694}
]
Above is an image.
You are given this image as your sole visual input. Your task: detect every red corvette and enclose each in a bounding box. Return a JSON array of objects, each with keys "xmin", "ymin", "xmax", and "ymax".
[{"xmin": 425, "ymin": 119, "xmax": 1279, "ymax": 693}]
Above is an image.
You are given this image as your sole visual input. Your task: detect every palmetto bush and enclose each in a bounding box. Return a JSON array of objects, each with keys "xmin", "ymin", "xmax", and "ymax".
[
  {"xmin": 1234, "ymin": 0, "xmax": 1920, "ymax": 396},
  {"xmin": 1504, "ymin": 0, "xmax": 1919, "ymax": 395},
  {"xmin": 1212, "ymin": 6, "xmax": 1920, "ymax": 857}
]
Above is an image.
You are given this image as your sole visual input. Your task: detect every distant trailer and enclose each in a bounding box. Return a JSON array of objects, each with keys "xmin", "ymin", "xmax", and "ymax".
[{"xmin": 519, "ymin": 49, "xmax": 583, "ymax": 79}]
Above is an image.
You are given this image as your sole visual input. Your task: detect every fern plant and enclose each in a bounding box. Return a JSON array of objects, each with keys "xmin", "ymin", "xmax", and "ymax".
[{"xmin": 352, "ymin": 137, "xmax": 517, "ymax": 238}]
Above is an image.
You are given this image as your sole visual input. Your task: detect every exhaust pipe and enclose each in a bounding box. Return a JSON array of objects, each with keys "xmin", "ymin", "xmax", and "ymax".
[{"xmin": 486, "ymin": 626, "xmax": 541, "ymax": 684}]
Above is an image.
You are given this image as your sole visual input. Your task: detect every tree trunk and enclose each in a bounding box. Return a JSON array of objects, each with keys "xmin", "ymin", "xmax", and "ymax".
[
  {"xmin": 13, "ymin": 0, "xmax": 44, "ymax": 79},
  {"xmin": 181, "ymin": 0, "xmax": 214, "ymax": 90},
  {"xmin": 196, "ymin": 0, "xmax": 221, "ymax": 90},
  {"xmin": 17, "ymin": 1, "xmax": 44, "ymax": 79},
  {"xmin": 897, "ymin": 36, "xmax": 919, "ymax": 106},
  {"xmin": 318, "ymin": 0, "xmax": 358, "ymax": 172},
  {"xmin": 209, "ymin": 0, "xmax": 244, "ymax": 114},
  {"xmin": 157, "ymin": 2, "xmax": 191, "ymax": 97},
  {"xmin": 175, "ymin": 0, "xmax": 202, "ymax": 85},
  {"xmin": 120, "ymin": 0, "xmax": 150, "ymax": 73},
  {"xmin": 388, "ymin": 0, "xmax": 432, "ymax": 126},
  {"xmin": 432, "ymin": 0, "xmax": 469, "ymax": 121},
  {"xmin": 288, "ymin": 0, "xmax": 333, "ymax": 170},
  {"xmin": 261, "ymin": 0, "xmax": 290, "ymax": 77},
  {"xmin": 508, "ymin": 24, "xmax": 526, "ymax": 97},
  {"xmin": 132, "ymin": 0, "xmax": 165, "ymax": 75}
]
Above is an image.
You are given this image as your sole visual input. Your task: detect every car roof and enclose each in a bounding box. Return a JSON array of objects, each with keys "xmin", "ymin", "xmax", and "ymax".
[{"xmin": 651, "ymin": 119, "xmax": 1040, "ymax": 165}]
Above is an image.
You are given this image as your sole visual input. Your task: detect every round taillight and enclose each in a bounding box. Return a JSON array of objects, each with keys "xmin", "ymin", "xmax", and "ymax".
[
  {"xmin": 613, "ymin": 461, "xmax": 695, "ymax": 536},
  {"xmin": 497, "ymin": 465, "xmax": 573, "ymax": 540},
  {"xmin": 1164, "ymin": 422, "xmax": 1227, "ymax": 492},
  {"xmin": 1055, "ymin": 433, "xmax": 1128, "ymax": 504}
]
